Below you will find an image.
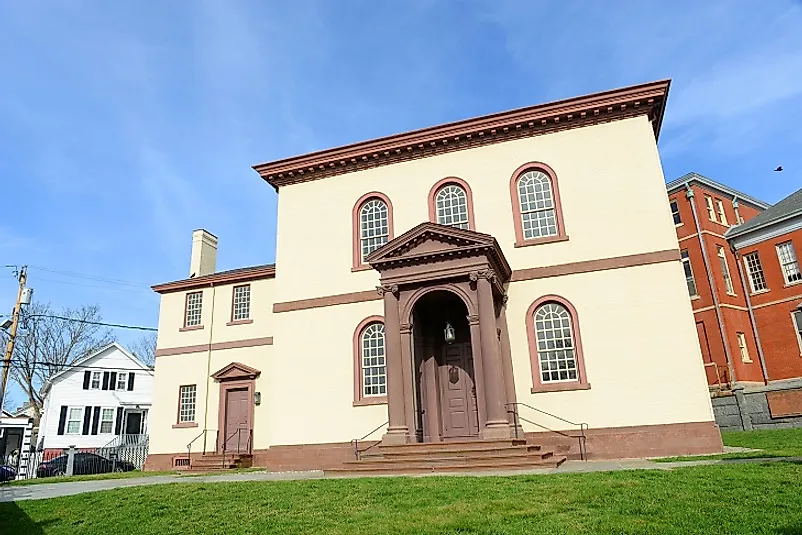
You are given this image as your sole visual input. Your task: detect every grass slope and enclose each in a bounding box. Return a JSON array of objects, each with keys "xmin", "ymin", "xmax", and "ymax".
[
  {"xmin": 3, "ymin": 463, "xmax": 802, "ymax": 535},
  {"xmin": 658, "ymin": 428, "xmax": 802, "ymax": 462}
]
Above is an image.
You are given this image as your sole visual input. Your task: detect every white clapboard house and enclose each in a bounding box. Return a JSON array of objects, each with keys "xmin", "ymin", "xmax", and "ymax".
[{"xmin": 38, "ymin": 342, "xmax": 154, "ymax": 452}]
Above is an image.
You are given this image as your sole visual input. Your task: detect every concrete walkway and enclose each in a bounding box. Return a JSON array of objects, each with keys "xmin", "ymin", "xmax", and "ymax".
[{"xmin": 2, "ymin": 456, "xmax": 801, "ymax": 502}]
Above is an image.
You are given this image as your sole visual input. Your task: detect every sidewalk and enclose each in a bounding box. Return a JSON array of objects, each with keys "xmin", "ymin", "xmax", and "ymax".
[{"xmin": 3, "ymin": 456, "xmax": 800, "ymax": 502}]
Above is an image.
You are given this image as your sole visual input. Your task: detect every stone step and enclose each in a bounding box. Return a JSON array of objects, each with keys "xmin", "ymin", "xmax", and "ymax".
[
  {"xmin": 379, "ymin": 439, "xmax": 528, "ymax": 455},
  {"xmin": 328, "ymin": 455, "xmax": 566, "ymax": 476},
  {"xmin": 344, "ymin": 451, "xmax": 555, "ymax": 470},
  {"xmin": 380, "ymin": 444, "xmax": 543, "ymax": 460}
]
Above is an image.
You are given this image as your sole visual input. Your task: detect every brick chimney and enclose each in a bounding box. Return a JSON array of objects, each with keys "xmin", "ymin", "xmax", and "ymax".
[{"xmin": 189, "ymin": 229, "xmax": 218, "ymax": 277}]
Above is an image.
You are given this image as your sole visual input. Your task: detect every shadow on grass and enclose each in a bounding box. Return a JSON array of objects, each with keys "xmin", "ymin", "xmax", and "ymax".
[
  {"xmin": 0, "ymin": 501, "xmax": 54, "ymax": 535},
  {"xmin": 775, "ymin": 524, "xmax": 802, "ymax": 535}
]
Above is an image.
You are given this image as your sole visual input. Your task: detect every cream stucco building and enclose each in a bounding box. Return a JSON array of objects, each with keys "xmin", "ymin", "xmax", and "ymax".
[{"xmin": 146, "ymin": 80, "xmax": 723, "ymax": 472}]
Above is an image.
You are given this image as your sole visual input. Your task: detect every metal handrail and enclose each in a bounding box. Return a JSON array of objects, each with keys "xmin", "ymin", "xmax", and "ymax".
[
  {"xmin": 507, "ymin": 402, "xmax": 588, "ymax": 461},
  {"xmin": 351, "ymin": 420, "xmax": 388, "ymax": 460},
  {"xmin": 186, "ymin": 429, "xmax": 216, "ymax": 468},
  {"xmin": 221, "ymin": 428, "xmax": 252, "ymax": 466}
]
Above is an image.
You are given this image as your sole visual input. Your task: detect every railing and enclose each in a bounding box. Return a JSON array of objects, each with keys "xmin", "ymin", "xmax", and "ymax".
[
  {"xmin": 97, "ymin": 436, "xmax": 150, "ymax": 470},
  {"xmin": 507, "ymin": 402, "xmax": 588, "ymax": 461},
  {"xmin": 351, "ymin": 421, "xmax": 388, "ymax": 460},
  {"xmin": 221, "ymin": 428, "xmax": 252, "ymax": 467},
  {"xmin": 186, "ymin": 429, "xmax": 217, "ymax": 468},
  {"xmin": 101, "ymin": 434, "xmax": 149, "ymax": 449}
]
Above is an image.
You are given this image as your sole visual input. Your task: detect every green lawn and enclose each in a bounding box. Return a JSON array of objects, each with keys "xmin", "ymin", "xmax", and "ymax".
[
  {"xmin": 3, "ymin": 462, "xmax": 802, "ymax": 535},
  {"xmin": 658, "ymin": 428, "xmax": 802, "ymax": 462}
]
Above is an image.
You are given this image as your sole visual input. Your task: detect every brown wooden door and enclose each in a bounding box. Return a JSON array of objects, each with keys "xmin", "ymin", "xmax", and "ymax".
[
  {"xmin": 222, "ymin": 388, "xmax": 250, "ymax": 453},
  {"xmin": 439, "ymin": 343, "xmax": 479, "ymax": 439}
]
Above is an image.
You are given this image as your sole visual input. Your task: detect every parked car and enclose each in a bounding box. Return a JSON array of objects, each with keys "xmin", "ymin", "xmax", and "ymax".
[
  {"xmin": 0, "ymin": 465, "xmax": 16, "ymax": 483},
  {"xmin": 36, "ymin": 452, "xmax": 135, "ymax": 478}
]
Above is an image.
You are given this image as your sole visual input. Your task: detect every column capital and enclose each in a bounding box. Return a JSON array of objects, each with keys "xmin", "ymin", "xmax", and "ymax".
[
  {"xmin": 467, "ymin": 314, "xmax": 481, "ymax": 326},
  {"xmin": 469, "ymin": 270, "xmax": 495, "ymax": 283},
  {"xmin": 399, "ymin": 323, "xmax": 412, "ymax": 334},
  {"xmin": 501, "ymin": 293, "xmax": 509, "ymax": 306},
  {"xmin": 376, "ymin": 284, "xmax": 399, "ymax": 296}
]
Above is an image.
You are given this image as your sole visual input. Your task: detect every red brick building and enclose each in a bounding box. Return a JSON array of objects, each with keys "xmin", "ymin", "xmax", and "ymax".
[{"xmin": 666, "ymin": 173, "xmax": 770, "ymax": 389}]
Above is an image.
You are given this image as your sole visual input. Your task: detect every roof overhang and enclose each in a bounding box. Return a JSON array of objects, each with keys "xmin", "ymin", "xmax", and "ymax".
[
  {"xmin": 254, "ymin": 80, "xmax": 671, "ymax": 190},
  {"xmin": 666, "ymin": 172, "xmax": 770, "ymax": 210},
  {"xmin": 152, "ymin": 265, "xmax": 276, "ymax": 294}
]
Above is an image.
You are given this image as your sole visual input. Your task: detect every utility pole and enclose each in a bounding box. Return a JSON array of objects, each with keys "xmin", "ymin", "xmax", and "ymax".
[{"xmin": 1, "ymin": 265, "xmax": 28, "ymax": 411}]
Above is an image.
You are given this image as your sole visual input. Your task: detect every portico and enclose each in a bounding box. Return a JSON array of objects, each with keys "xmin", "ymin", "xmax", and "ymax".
[{"xmin": 366, "ymin": 222, "xmax": 520, "ymax": 445}]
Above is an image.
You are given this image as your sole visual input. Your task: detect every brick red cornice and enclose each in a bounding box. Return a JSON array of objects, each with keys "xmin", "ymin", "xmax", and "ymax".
[
  {"xmin": 152, "ymin": 265, "xmax": 275, "ymax": 294},
  {"xmin": 253, "ymin": 80, "xmax": 670, "ymax": 190}
]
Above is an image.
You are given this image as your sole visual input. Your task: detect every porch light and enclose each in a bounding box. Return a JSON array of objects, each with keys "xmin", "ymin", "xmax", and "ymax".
[{"xmin": 444, "ymin": 322, "xmax": 456, "ymax": 344}]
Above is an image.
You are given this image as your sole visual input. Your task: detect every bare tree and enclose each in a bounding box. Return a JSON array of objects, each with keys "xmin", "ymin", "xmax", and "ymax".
[
  {"xmin": 127, "ymin": 332, "xmax": 157, "ymax": 368},
  {"xmin": 10, "ymin": 303, "xmax": 114, "ymax": 424}
]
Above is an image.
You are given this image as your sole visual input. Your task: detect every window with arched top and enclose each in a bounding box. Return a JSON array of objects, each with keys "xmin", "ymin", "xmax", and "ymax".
[
  {"xmin": 353, "ymin": 316, "xmax": 388, "ymax": 405},
  {"xmin": 352, "ymin": 193, "xmax": 394, "ymax": 271},
  {"xmin": 509, "ymin": 163, "xmax": 568, "ymax": 247},
  {"xmin": 526, "ymin": 296, "xmax": 590, "ymax": 393},
  {"xmin": 428, "ymin": 177, "xmax": 475, "ymax": 230}
]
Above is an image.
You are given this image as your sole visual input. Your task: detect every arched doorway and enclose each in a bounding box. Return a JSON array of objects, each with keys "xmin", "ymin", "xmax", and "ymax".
[{"xmin": 411, "ymin": 290, "xmax": 480, "ymax": 442}]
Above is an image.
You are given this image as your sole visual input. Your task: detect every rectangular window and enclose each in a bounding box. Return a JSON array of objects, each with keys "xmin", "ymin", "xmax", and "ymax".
[
  {"xmin": 744, "ymin": 252, "xmax": 768, "ymax": 293},
  {"xmin": 717, "ymin": 246, "xmax": 735, "ymax": 294},
  {"xmin": 776, "ymin": 242, "xmax": 802, "ymax": 284},
  {"xmin": 681, "ymin": 250, "xmax": 698, "ymax": 297},
  {"xmin": 704, "ymin": 196, "xmax": 717, "ymax": 221},
  {"xmin": 66, "ymin": 407, "xmax": 83, "ymax": 434},
  {"xmin": 670, "ymin": 199, "xmax": 682, "ymax": 225},
  {"xmin": 232, "ymin": 285, "xmax": 251, "ymax": 321},
  {"xmin": 178, "ymin": 385, "xmax": 197, "ymax": 423},
  {"xmin": 116, "ymin": 372, "xmax": 127, "ymax": 391},
  {"xmin": 90, "ymin": 371, "xmax": 101, "ymax": 389},
  {"xmin": 100, "ymin": 408, "xmax": 115, "ymax": 433},
  {"xmin": 736, "ymin": 332, "xmax": 751, "ymax": 363},
  {"xmin": 793, "ymin": 311, "xmax": 802, "ymax": 354},
  {"xmin": 715, "ymin": 199, "xmax": 728, "ymax": 225},
  {"xmin": 185, "ymin": 292, "xmax": 203, "ymax": 327}
]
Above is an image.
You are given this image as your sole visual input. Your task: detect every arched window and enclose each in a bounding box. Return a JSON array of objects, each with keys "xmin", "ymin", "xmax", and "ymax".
[
  {"xmin": 510, "ymin": 163, "xmax": 567, "ymax": 247},
  {"xmin": 428, "ymin": 177, "xmax": 475, "ymax": 230},
  {"xmin": 360, "ymin": 199, "xmax": 389, "ymax": 261},
  {"xmin": 435, "ymin": 185, "xmax": 469, "ymax": 229},
  {"xmin": 526, "ymin": 296, "xmax": 590, "ymax": 393},
  {"xmin": 352, "ymin": 193, "xmax": 394, "ymax": 271},
  {"xmin": 353, "ymin": 316, "xmax": 388, "ymax": 405}
]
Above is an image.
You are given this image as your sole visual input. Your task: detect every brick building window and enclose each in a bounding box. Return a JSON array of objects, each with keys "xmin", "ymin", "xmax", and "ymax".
[
  {"xmin": 736, "ymin": 332, "xmax": 751, "ymax": 363},
  {"xmin": 232, "ymin": 285, "xmax": 251, "ymax": 321},
  {"xmin": 717, "ymin": 246, "xmax": 735, "ymax": 295},
  {"xmin": 435, "ymin": 184, "xmax": 470, "ymax": 230},
  {"xmin": 793, "ymin": 311, "xmax": 802, "ymax": 354},
  {"xmin": 776, "ymin": 242, "xmax": 802, "ymax": 285},
  {"xmin": 681, "ymin": 250, "xmax": 698, "ymax": 297},
  {"xmin": 704, "ymin": 196, "xmax": 717, "ymax": 222},
  {"xmin": 184, "ymin": 292, "xmax": 203, "ymax": 326},
  {"xmin": 359, "ymin": 199, "xmax": 390, "ymax": 260},
  {"xmin": 715, "ymin": 199, "xmax": 728, "ymax": 225},
  {"xmin": 744, "ymin": 252, "xmax": 768, "ymax": 293},
  {"xmin": 360, "ymin": 323, "xmax": 387, "ymax": 397},
  {"xmin": 670, "ymin": 200, "xmax": 681, "ymax": 225}
]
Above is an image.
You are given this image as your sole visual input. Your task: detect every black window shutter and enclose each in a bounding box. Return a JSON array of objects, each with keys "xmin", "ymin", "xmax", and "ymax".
[
  {"xmin": 128, "ymin": 373, "xmax": 135, "ymax": 391},
  {"xmin": 102, "ymin": 372, "xmax": 110, "ymax": 390},
  {"xmin": 109, "ymin": 372, "xmax": 117, "ymax": 390},
  {"xmin": 57, "ymin": 406, "xmax": 68, "ymax": 435},
  {"xmin": 91, "ymin": 407, "xmax": 101, "ymax": 435},
  {"xmin": 82, "ymin": 371, "xmax": 91, "ymax": 390},
  {"xmin": 82, "ymin": 406, "xmax": 92, "ymax": 435},
  {"xmin": 115, "ymin": 407, "xmax": 124, "ymax": 435}
]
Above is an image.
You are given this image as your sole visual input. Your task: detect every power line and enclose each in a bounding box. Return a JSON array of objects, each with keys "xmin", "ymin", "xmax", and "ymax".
[
  {"xmin": 31, "ymin": 276, "xmax": 156, "ymax": 295},
  {"xmin": 28, "ymin": 265, "xmax": 150, "ymax": 288},
  {"xmin": 24, "ymin": 314, "xmax": 157, "ymax": 332}
]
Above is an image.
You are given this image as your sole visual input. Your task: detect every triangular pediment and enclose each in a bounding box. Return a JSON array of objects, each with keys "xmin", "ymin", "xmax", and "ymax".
[
  {"xmin": 211, "ymin": 362, "xmax": 261, "ymax": 382},
  {"xmin": 367, "ymin": 222, "xmax": 495, "ymax": 263}
]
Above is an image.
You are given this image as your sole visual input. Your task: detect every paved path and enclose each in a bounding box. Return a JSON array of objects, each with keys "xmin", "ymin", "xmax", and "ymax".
[{"xmin": 3, "ymin": 456, "xmax": 801, "ymax": 502}]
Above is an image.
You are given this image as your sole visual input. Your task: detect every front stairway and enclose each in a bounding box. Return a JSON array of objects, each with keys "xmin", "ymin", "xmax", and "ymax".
[
  {"xmin": 180, "ymin": 453, "xmax": 253, "ymax": 472},
  {"xmin": 327, "ymin": 438, "xmax": 566, "ymax": 477}
]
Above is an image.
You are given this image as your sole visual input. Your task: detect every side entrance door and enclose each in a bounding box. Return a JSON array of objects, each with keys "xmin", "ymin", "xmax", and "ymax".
[
  {"xmin": 124, "ymin": 412, "xmax": 142, "ymax": 435},
  {"xmin": 439, "ymin": 343, "xmax": 480, "ymax": 440},
  {"xmin": 222, "ymin": 388, "xmax": 251, "ymax": 453}
]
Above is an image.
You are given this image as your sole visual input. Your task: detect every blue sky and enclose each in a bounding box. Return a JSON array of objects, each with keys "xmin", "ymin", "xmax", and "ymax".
[{"xmin": 1, "ymin": 1, "xmax": 801, "ymax": 407}]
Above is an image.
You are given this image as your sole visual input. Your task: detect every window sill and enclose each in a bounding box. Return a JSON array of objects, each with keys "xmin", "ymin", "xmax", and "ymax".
[
  {"xmin": 726, "ymin": 292, "xmax": 738, "ymax": 297},
  {"xmin": 750, "ymin": 289, "xmax": 770, "ymax": 296},
  {"xmin": 531, "ymin": 382, "xmax": 591, "ymax": 394},
  {"xmin": 674, "ymin": 222, "xmax": 684, "ymax": 228},
  {"xmin": 226, "ymin": 319, "xmax": 253, "ymax": 326},
  {"xmin": 351, "ymin": 264, "xmax": 374, "ymax": 273},
  {"xmin": 179, "ymin": 325, "xmax": 204, "ymax": 332},
  {"xmin": 784, "ymin": 279, "xmax": 802, "ymax": 288},
  {"xmin": 353, "ymin": 396, "xmax": 388, "ymax": 407},
  {"xmin": 741, "ymin": 359, "xmax": 753, "ymax": 364},
  {"xmin": 690, "ymin": 295, "xmax": 701, "ymax": 301},
  {"xmin": 172, "ymin": 422, "xmax": 198, "ymax": 429},
  {"xmin": 514, "ymin": 235, "xmax": 570, "ymax": 248}
]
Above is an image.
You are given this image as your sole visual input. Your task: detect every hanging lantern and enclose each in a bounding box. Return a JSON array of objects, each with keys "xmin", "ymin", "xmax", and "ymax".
[{"xmin": 444, "ymin": 322, "xmax": 456, "ymax": 344}]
